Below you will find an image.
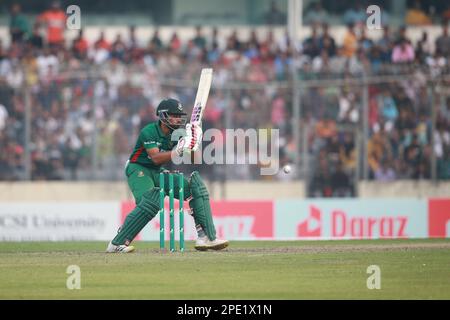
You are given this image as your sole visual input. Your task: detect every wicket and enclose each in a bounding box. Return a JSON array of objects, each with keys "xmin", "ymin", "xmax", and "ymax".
[{"xmin": 159, "ymin": 171, "xmax": 184, "ymax": 252}]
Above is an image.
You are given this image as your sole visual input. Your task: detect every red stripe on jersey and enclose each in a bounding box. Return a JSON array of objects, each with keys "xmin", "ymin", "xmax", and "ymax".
[{"xmin": 131, "ymin": 147, "xmax": 145, "ymax": 162}]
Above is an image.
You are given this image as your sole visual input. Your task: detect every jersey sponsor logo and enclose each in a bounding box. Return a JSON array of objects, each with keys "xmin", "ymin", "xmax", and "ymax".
[{"xmin": 144, "ymin": 141, "xmax": 160, "ymax": 146}]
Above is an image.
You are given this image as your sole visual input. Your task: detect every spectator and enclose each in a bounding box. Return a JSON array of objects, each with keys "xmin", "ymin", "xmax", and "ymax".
[
  {"xmin": 111, "ymin": 34, "xmax": 127, "ymax": 61},
  {"xmin": 150, "ymin": 28, "xmax": 163, "ymax": 51},
  {"xmin": 62, "ymin": 135, "xmax": 82, "ymax": 180},
  {"xmin": 89, "ymin": 32, "xmax": 110, "ymax": 65},
  {"xmin": 37, "ymin": 1, "xmax": 66, "ymax": 48},
  {"xmin": 367, "ymin": 131, "xmax": 392, "ymax": 177},
  {"xmin": 369, "ymin": 45, "xmax": 383, "ymax": 72},
  {"xmin": 207, "ymin": 42, "xmax": 221, "ymax": 64},
  {"xmin": 210, "ymin": 27, "xmax": 220, "ymax": 51},
  {"xmin": 341, "ymin": 23, "xmax": 358, "ymax": 58},
  {"xmin": 310, "ymin": 156, "xmax": 333, "ymax": 197},
  {"xmin": 358, "ymin": 29, "xmax": 374, "ymax": 55},
  {"xmin": 339, "ymin": 132, "xmax": 356, "ymax": 171},
  {"xmin": 169, "ymin": 31, "xmax": 181, "ymax": 53},
  {"xmin": 72, "ymin": 29, "xmax": 89, "ymax": 60},
  {"xmin": 28, "ymin": 23, "xmax": 44, "ymax": 49},
  {"xmin": 127, "ymin": 25, "xmax": 141, "ymax": 50},
  {"xmin": 319, "ymin": 24, "xmax": 336, "ymax": 57},
  {"xmin": 378, "ymin": 89, "xmax": 398, "ymax": 125},
  {"xmin": 304, "ymin": 2, "xmax": 329, "ymax": 27},
  {"xmin": 248, "ymin": 29, "xmax": 260, "ymax": 49},
  {"xmin": 425, "ymin": 49, "xmax": 446, "ymax": 77},
  {"xmin": 192, "ymin": 26, "xmax": 207, "ymax": 49},
  {"xmin": 438, "ymin": 153, "xmax": 450, "ymax": 179},
  {"xmin": 415, "ymin": 112, "xmax": 429, "ymax": 145},
  {"xmin": 435, "ymin": 24, "xmax": 450, "ymax": 57},
  {"xmin": 326, "ymin": 134, "xmax": 341, "ymax": 163},
  {"xmin": 263, "ymin": 1, "xmax": 286, "ymax": 25},
  {"xmin": 36, "ymin": 47, "xmax": 59, "ymax": 80},
  {"xmin": 376, "ymin": 26, "xmax": 394, "ymax": 63},
  {"xmin": 315, "ymin": 116, "xmax": 337, "ymax": 140},
  {"xmin": 226, "ymin": 30, "xmax": 242, "ymax": 52},
  {"xmin": 404, "ymin": 134, "xmax": 425, "ymax": 178},
  {"xmin": 0, "ymin": 18, "xmax": 448, "ymax": 186},
  {"xmin": 398, "ymin": 25, "xmax": 412, "ymax": 44},
  {"xmin": 184, "ymin": 39, "xmax": 202, "ymax": 62},
  {"xmin": 277, "ymin": 29, "xmax": 295, "ymax": 53},
  {"xmin": 338, "ymin": 90, "xmax": 359, "ymax": 124},
  {"xmin": 343, "ymin": 4, "xmax": 366, "ymax": 26},
  {"xmin": 393, "ymin": 86, "xmax": 414, "ymax": 114},
  {"xmin": 405, "ymin": 0, "xmax": 432, "ymax": 26},
  {"xmin": 9, "ymin": 3, "xmax": 30, "ymax": 44},
  {"xmin": 271, "ymin": 93, "xmax": 287, "ymax": 131},
  {"xmin": 415, "ymin": 31, "xmax": 432, "ymax": 63},
  {"xmin": 5, "ymin": 59, "xmax": 23, "ymax": 90},
  {"xmin": 435, "ymin": 122, "xmax": 450, "ymax": 180},
  {"xmin": 303, "ymin": 87, "xmax": 327, "ymax": 119},
  {"xmin": 312, "ymin": 50, "xmax": 331, "ymax": 74},
  {"xmin": 94, "ymin": 31, "xmax": 111, "ymax": 51},
  {"xmin": 302, "ymin": 26, "xmax": 321, "ymax": 58},
  {"xmin": 374, "ymin": 159, "xmax": 396, "ymax": 181},
  {"xmin": 434, "ymin": 124, "xmax": 450, "ymax": 160},
  {"xmin": 392, "ymin": 39, "xmax": 415, "ymax": 63},
  {"xmin": 331, "ymin": 162, "xmax": 352, "ymax": 197}
]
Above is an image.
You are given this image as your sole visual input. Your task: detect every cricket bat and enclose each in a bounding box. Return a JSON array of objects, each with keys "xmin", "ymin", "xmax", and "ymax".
[{"xmin": 190, "ymin": 68, "xmax": 213, "ymax": 126}]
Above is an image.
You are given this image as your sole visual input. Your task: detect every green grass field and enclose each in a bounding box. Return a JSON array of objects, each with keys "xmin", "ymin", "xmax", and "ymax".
[{"xmin": 0, "ymin": 239, "xmax": 449, "ymax": 299}]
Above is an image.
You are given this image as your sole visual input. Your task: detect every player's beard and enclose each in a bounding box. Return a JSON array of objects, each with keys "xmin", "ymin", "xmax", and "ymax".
[{"xmin": 161, "ymin": 113, "xmax": 187, "ymax": 131}]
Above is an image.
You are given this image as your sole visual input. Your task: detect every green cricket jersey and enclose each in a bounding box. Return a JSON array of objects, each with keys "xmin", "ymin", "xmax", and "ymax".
[{"xmin": 129, "ymin": 121, "xmax": 175, "ymax": 169}]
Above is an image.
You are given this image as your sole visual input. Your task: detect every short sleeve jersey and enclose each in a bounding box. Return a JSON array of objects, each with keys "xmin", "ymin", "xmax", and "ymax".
[
  {"xmin": 129, "ymin": 122, "xmax": 175, "ymax": 169},
  {"xmin": 39, "ymin": 10, "xmax": 66, "ymax": 44}
]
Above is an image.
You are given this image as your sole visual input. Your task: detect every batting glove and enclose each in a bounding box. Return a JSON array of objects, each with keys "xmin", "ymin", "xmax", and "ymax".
[
  {"xmin": 186, "ymin": 123, "xmax": 203, "ymax": 151},
  {"xmin": 175, "ymin": 136, "xmax": 193, "ymax": 156}
]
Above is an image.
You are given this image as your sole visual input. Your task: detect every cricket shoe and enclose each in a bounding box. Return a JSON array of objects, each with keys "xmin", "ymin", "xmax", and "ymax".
[
  {"xmin": 105, "ymin": 241, "xmax": 135, "ymax": 253},
  {"xmin": 195, "ymin": 237, "xmax": 229, "ymax": 251}
]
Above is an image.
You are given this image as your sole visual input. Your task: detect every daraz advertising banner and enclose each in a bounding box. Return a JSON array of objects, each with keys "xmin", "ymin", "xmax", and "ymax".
[
  {"xmin": 275, "ymin": 199, "xmax": 428, "ymax": 240},
  {"xmin": 123, "ymin": 198, "xmax": 450, "ymax": 241},
  {"xmin": 0, "ymin": 199, "xmax": 449, "ymax": 241}
]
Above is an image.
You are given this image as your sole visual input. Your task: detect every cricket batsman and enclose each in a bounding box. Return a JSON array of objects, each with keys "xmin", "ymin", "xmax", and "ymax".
[{"xmin": 106, "ymin": 98, "xmax": 229, "ymax": 253}]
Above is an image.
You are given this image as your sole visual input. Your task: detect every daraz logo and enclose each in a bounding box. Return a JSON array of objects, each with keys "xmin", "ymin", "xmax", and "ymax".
[
  {"xmin": 297, "ymin": 205, "xmax": 409, "ymax": 239},
  {"xmin": 331, "ymin": 210, "xmax": 408, "ymax": 238},
  {"xmin": 297, "ymin": 206, "xmax": 321, "ymax": 237}
]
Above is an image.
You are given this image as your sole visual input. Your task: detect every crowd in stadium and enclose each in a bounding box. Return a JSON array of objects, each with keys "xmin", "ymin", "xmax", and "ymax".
[{"xmin": 0, "ymin": 2, "xmax": 449, "ymax": 198}]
